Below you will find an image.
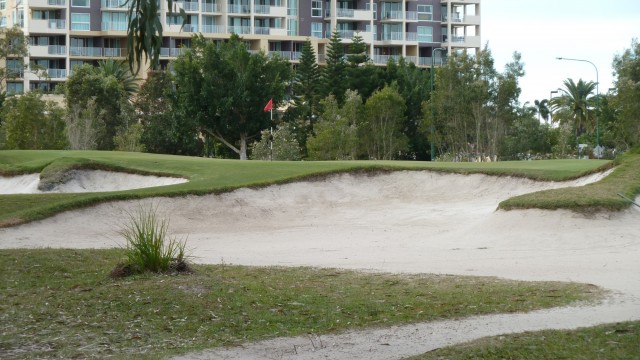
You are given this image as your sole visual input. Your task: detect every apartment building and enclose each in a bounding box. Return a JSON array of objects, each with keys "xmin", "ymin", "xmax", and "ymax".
[{"xmin": 0, "ymin": 0, "xmax": 480, "ymax": 94}]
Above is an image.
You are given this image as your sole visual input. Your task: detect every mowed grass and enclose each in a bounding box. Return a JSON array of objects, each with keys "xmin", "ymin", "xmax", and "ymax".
[
  {"xmin": 0, "ymin": 249, "xmax": 604, "ymax": 359},
  {"xmin": 408, "ymin": 321, "xmax": 640, "ymax": 360},
  {"xmin": 0, "ymin": 150, "xmax": 624, "ymax": 226}
]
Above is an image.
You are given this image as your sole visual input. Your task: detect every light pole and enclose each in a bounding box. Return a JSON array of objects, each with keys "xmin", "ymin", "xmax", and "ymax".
[
  {"xmin": 430, "ymin": 47, "xmax": 446, "ymax": 161},
  {"xmin": 549, "ymin": 90, "xmax": 558, "ymax": 124},
  {"xmin": 556, "ymin": 57, "xmax": 600, "ymax": 157}
]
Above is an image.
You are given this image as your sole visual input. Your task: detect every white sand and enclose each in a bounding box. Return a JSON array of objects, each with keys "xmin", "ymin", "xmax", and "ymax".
[
  {"xmin": 0, "ymin": 169, "xmax": 638, "ymax": 359},
  {"xmin": 0, "ymin": 170, "xmax": 187, "ymax": 194}
]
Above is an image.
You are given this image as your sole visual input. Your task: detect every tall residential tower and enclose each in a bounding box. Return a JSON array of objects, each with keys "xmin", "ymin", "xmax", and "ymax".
[{"xmin": 1, "ymin": 0, "xmax": 480, "ymax": 93}]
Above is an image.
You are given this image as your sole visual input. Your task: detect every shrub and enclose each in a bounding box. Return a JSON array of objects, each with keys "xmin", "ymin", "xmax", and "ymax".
[{"xmin": 113, "ymin": 205, "xmax": 189, "ymax": 277}]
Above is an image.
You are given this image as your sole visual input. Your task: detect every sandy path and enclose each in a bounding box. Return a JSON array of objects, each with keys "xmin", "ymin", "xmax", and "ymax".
[{"xmin": 1, "ymin": 170, "xmax": 639, "ymax": 359}]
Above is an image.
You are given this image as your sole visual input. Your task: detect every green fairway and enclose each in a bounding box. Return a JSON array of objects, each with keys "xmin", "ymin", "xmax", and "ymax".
[{"xmin": 0, "ymin": 150, "xmax": 630, "ymax": 226}]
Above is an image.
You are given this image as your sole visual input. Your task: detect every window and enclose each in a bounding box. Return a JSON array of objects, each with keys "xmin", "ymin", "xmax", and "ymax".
[
  {"xmin": 71, "ymin": 0, "xmax": 89, "ymax": 7},
  {"xmin": 311, "ymin": 22, "xmax": 322, "ymax": 38},
  {"xmin": 0, "ymin": 16, "xmax": 6, "ymax": 28},
  {"xmin": 417, "ymin": 5, "xmax": 433, "ymax": 21},
  {"xmin": 102, "ymin": 12, "xmax": 128, "ymax": 30},
  {"xmin": 417, "ymin": 26, "xmax": 433, "ymax": 43},
  {"xmin": 71, "ymin": 13, "xmax": 90, "ymax": 30},
  {"xmin": 6, "ymin": 82, "xmax": 24, "ymax": 94},
  {"xmin": 311, "ymin": 0, "xmax": 322, "ymax": 17},
  {"xmin": 287, "ymin": 18, "xmax": 297, "ymax": 36},
  {"xmin": 287, "ymin": 0, "xmax": 297, "ymax": 16},
  {"xmin": 0, "ymin": 0, "xmax": 5, "ymax": 10}
]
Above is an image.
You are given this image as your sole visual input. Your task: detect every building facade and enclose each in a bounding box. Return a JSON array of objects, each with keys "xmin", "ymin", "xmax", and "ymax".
[{"xmin": 1, "ymin": 0, "xmax": 480, "ymax": 94}]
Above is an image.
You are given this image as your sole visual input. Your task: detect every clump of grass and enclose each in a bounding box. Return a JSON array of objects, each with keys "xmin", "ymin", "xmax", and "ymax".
[{"xmin": 112, "ymin": 205, "xmax": 190, "ymax": 277}]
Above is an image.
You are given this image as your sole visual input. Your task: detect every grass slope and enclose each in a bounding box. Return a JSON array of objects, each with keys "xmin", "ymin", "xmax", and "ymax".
[
  {"xmin": 408, "ymin": 321, "xmax": 640, "ymax": 360},
  {"xmin": 0, "ymin": 249, "xmax": 603, "ymax": 359},
  {"xmin": 0, "ymin": 150, "xmax": 621, "ymax": 226}
]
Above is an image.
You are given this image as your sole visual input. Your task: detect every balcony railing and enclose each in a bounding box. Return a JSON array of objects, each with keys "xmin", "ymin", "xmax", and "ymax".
[
  {"xmin": 254, "ymin": 26, "xmax": 270, "ymax": 35},
  {"xmin": 102, "ymin": 21, "xmax": 128, "ymax": 31},
  {"xmin": 182, "ymin": 24, "xmax": 198, "ymax": 32},
  {"xmin": 228, "ymin": 4, "xmax": 250, "ymax": 14},
  {"xmin": 104, "ymin": 48, "xmax": 125, "ymax": 57},
  {"xmin": 228, "ymin": 25, "xmax": 250, "ymax": 34},
  {"xmin": 48, "ymin": 45, "xmax": 66, "ymax": 55},
  {"xmin": 48, "ymin": 0, "xmax": 66, "ymax": 5},
  {"xmin": 48, "ymin": 19, "xmax": 66, "ymax": 29},
  {"xmin": 160, "ymin": 48, "xmax": 188, "ymax": 57},
  {"xmin": 47, "ymin": 68, "xmax": 67, "ymax": 78},
  {"xmin": 101, "ymin": 0, "xmax": 128, "ymax": 8},
  {"xmin": 202, "ymin": 24, "xmax": 224, "ymax": 33},
  {"xmin": 254, "ymin": 5, "xmax": 270, "ymax": 14},
  {"xmin": 70, "ymin": 46, "xmax": 102, "ymax": 56},
  {"xmin": 202, "ymin": 3, "xmax": 218, "ymax": 12},
  {"xmin": 381, "ymin": 10, "xmax": 403, "ymax": 20},
  {"xmin": 180, "ymin": 1, "xmax": 199, "ymax": 11},
  {"xmin": 381, "ymin": 32, "xmax": 404, "ymax": 41}
]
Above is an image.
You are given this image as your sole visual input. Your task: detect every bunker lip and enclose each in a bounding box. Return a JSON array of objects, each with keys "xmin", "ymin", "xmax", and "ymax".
[
  {"xmin": 0, "ymin": 169, "xmax": 188, "ymax": 194},
  {"xmin": 1, "ymin": 170, "xmax": 638, "ymax": 360}
]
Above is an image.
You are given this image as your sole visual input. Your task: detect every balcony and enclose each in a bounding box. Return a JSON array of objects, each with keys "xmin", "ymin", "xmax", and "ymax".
[
  {"xmin": 380, "ymin": 32, "xmax": 404, "ymax": 42},
  {"xmin": 254, "ymin": 4, "xmax": 287, "ymax": 17},
  {"xmin": 102, "ymin": 21, "xmax": 128, "ymax": 31},
  {"xmin": 228, "ymin": 4, "xmax": 250, "ymax": 14},
  {"xmin": 70, "ymin": 46, "xmax": 103, "ymax": 57},
  {"xmin": 160, "ymin": 48, "xmax": 188, "ymax": 57},
  {"xmin": 47, "ymin": 68, "xmax": 67, "ymax": 79},
  {"xmin": 104, "ymin": 48, "xmax": 126, "ymax": 57},
  {"xmin": 447, "ymin": 35, "xmax": 481, "ymax": 48},
  {"xmin": 102, "ymin": 0, "xmax": 128, "ymax": 9},
  {"xmin": 201, "ymin": 3, "xmax": 219, "ymax": 13},
  {"xmin": 177, "ymin": 1, "xmax": 199, "ymax": 12},
  {"xmin": 381, "ymin": 10, "xmax": 403, "ymax": 21},
  {"xmin": 29, "ymin": 19, "xmax": 67, "ymax": 33},
  {"xmin": 228, "ymin": 26, "xmax": 250, "ymax": 35},
  {"xmin": 327, "ymin": 8, "xmax": 372, "ymax": 21},
  {"xmin": 29, "ymin": 45, "xmax": 67, "ymax": 57},
  {"xmin": 202, "ymin": 24, "xmax": 224, "ymax": 34},
  {"xmin": 406, "ymin": 11, "xmax": 418, "ymax": 21},
  {"xmin": 29, "ymin": 0, "xmax": 66, "ymax": 7},
  {"xmin": 182, "ymin": 24, "xmax": 199, "ymax": 32}
]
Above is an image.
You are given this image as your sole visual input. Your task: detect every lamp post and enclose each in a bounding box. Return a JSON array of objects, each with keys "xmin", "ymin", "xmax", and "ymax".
[
  {"xmin": 549, "ymin": 90, "xmax": 558, "ymax": 124},
  {"xmin": 556, "ymin": 57, "xmax": 600, "ymax": 157},
  {"xmin": 430, "ymin": 47, "xmax": 446, "ymax": 161}
]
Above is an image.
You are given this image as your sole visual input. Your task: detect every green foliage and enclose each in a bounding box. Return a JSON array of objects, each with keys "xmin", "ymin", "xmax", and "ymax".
[
  {"xmin": 611, "ymin": 38, "xmax": 640, "ymax": 150},
  {"xmin": 118, "ymin": 205, "xmax": 187, "ymax": 274},
  {"xmin": 125, "ymin": 0, "xmax": 185, "ymax": 74},
  {"xmin": 0, "ymin": 92, "xmax": 67, "ymax": 150},
  {"xmin": 307, "ymin": 92, "xmax": 361, "ymax": 160},
  {"xmin": 114, "ymin": 122, "xmax": 146, "ymax": 152},
  {"xmin": 250, "ymin": 124, "xmax": 302, "ymax": 161},
  {"xmin": 65, "ymin": 98, "xmax": 105, "ymax": 150},
  {"xmin": 550, "ymin": 78, "xmax": 597, "ymax": 149},
  {"xmin": 500, "ymin": 116, "xmax": 554, "ymax": 160},
  {"xmin": 136, "ymin": 71, "xmax": 202, "ymax": 155},
  {"xmin": 65, "ymin": 64, "xmax": 132, "ymax": 150},
  {"xmin": 292, "ymin": 40, "xmax": 322, "ymax": 122},
  {"xmin": 95, "ymin": 58, "xmax": 139, "ymax": 98},
  {"xmin": 361, "ymin": 84, "xmax": 408, "ymax": 159},
  {"xmin": 173, "ymin": 34, "xmax": 292, "ymax": 160},
  {"xmin": 0, "ymin": 26, "xmax": 29, "ymax": 89},
  {"xmin": 321, "ymin": 30, "xmax": 347, "ymax": 104}
]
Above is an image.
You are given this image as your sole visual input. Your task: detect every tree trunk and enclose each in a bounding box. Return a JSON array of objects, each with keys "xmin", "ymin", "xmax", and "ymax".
[{"xmin": 239, "ymin": 132, "xmax": 248, "ymax": 160}]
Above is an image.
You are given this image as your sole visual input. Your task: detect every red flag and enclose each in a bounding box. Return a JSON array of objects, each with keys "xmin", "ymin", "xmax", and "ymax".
[{"xmin": 263, "ymin": 99, "xmax": 273, "ymax": 112}]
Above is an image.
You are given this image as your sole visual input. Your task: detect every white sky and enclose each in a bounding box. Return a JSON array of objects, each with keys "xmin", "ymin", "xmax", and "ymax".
[{"xmin": 481, "ymin": 0, "xmax": 640, "ymax": 105}]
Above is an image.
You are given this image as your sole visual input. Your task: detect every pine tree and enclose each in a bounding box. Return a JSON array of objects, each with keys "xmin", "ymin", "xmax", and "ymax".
[
  {"xmin": 321, "ymin": 30, "xmax": 346, "ymax": 104},
  {"xmin": 293, "ymin": 40, "xmax": 321, "ymax": 122}
]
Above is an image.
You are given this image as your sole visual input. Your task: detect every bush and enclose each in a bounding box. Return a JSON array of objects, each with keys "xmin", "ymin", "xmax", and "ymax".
[{"xmin": 113, "ymin": 205, "xmax": 189, "ymax": 277}]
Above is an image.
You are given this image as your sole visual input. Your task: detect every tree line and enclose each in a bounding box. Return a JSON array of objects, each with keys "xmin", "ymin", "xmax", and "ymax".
[{"xmin": 1, "ymin": 26, "xmax": 638, "ymax": 161}]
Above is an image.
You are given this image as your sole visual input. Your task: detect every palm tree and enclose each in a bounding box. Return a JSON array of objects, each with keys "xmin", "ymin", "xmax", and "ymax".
[
  {"xmin": 549, "ymin": 78, "xmax": 596, "ymax": 148},
  {"xmin": 96, "ymin": 59, "xmax": 139, "ymax": 98},
  {"xmin": 534, "ymin": 98, "xmax": 550, "ymax": 123}
]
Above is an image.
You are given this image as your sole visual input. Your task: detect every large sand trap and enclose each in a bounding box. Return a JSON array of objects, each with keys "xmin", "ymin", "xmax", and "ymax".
[
  {"xmin": 1, "ymin": 169, "xmax": 638, "ymax": 359},
  {"xmin": 0, "ymin": 170, "xmax": 187, "ymax": 194}
]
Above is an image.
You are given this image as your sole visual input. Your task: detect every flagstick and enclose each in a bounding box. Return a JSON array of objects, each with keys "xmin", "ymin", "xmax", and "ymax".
[{"xmin": 269, "ymin": 107, "xmax": 273, "ymax": 162}]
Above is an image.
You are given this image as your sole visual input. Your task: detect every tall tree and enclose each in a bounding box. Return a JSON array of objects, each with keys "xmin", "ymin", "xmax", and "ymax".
[
  {"xmin": 534, "ymin": 99, "xmax": 550, "ymax": 123},
  {"xmin": 611, "ymin": 38, "xmax": 640, "ymax": 150},
  {"xmin": 173, "ymin": 34, "xmax": 291, "ymax": 160},
  {"xmin": 549, "ymin": 78, "xmax": 597, "ymax": 148},
  {"xmin": 307, "ymin": 91, "xmax": 361, "ymax": 160},
  {"xmin": 361, "ymin": 84, "xmax": 408, "ymax": 160},
  {"xmin": 135, "ymin": 71, "xmax": 202, "ymax": 155},
  {"xmin": 292, "ymin": 40, "xmax": 321, "ymax": 122},
  {"xmin": 321, "ymin": 30, "xmax": 347, "ymax": 104},
  {"xmin": 0, "ymin": 26, "xmax": 29, "ymax": 90}
]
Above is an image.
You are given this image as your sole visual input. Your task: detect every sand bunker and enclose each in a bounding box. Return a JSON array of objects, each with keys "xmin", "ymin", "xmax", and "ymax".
[
  {"xmin": 0, "ymin": 169, "xmax": 187, "ymax": 194},
  {"xmin": 1, "ymin": 169, "xmax": 638, "ymax": 359}
]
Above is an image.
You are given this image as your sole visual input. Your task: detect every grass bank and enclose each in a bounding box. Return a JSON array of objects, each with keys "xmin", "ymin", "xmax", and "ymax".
[
  {"xmin": 0, "ymin": 150, "xmax": 620, "ymax": 226},
  {"xmin": 0, "ymin": 249, "xmax": 603, "ymax": 359},
  {"xmin": 408, "ymin": 321, "xmax": 639, "ymax": 359}
]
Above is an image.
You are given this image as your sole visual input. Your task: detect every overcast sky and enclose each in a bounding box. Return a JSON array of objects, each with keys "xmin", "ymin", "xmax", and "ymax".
[{"xmin": 481, "ymin": 0, "xmax": 640, "ymax": 105}]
